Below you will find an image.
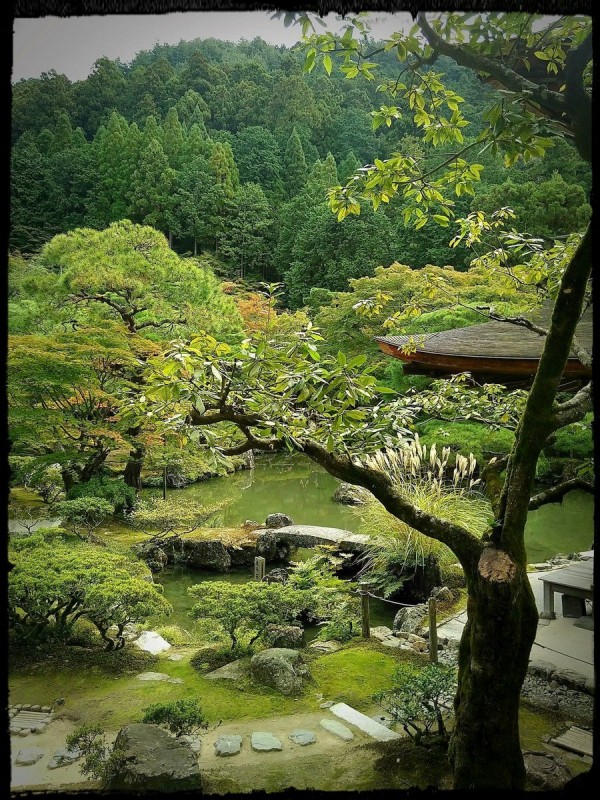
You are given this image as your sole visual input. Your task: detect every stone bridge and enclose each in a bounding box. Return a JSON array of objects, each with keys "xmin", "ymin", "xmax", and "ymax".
[{"xmin": 258, "ymin": 525, "xmax": 369, "ymax": 553}]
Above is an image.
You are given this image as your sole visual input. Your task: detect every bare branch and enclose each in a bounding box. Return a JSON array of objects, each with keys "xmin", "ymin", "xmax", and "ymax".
[
  {"xmin": 529, "ymin": 478, "xmax": 594, "ymax": 511},
  {"xmin": 551, "ymin": 381, "xmax": 593, "ymax": 429},
  {"xmin": 136, "ymin": 318, "xmax": 187, "ymax": 331},
  {"xmin": 487, "ymin": 313, "xmax": 548, "ymax": 338}
]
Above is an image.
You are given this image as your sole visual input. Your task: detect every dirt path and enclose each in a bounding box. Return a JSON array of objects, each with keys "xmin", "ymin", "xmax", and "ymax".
[{"xmin": 11, "ymin": 707, "xmax": 389, "ymax": 792}]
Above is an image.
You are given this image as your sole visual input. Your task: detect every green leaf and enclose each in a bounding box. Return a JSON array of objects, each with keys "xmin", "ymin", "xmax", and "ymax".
[{"xmin": 323, "ymin": 54, "xmax": 333, "ymax": 75}]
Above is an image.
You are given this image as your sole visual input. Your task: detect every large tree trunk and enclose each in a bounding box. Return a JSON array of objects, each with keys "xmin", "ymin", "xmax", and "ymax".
[
  {"xmin": 449, "ymin": 554, "xmax": 539, "ymax": 788},
  {"xmin": 123, "ymin": 442, "xmax": 145, "ymax": 491},
  {"xmin": 79, "ymin": 448, "xmax": 109, "ymax": 484}
]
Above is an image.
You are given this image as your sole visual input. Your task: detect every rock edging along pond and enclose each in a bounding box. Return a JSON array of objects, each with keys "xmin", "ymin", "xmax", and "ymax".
[{"xmin": 137, "ymin": 517, "xmax": 369, "ymax": 573}]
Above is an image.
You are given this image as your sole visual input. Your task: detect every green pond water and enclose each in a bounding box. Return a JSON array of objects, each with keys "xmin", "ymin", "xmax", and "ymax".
[
  {"xmin": 147, "ymin": 453, "xmax": 594, "ymax": 562},
  {"xmin": 148, "ymin": 454, "xmax": 593, "ymax": 632}
]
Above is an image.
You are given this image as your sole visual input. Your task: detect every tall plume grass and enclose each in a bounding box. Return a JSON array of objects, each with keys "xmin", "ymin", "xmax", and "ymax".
[{"xmin": 354, "ymin": 436, "xmax": 492, "ymax": 591}]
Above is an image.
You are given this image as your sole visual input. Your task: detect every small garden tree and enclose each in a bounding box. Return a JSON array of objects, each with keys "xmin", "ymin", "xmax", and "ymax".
[
  {"xmin": 54, "ymin": 497, "xmax": 113, "ymax": 542},
  {"xmin": 129, "ymin": 496, "xmax": 222, "ymax": 543},
  {"xmin": 66, "ymin": 725, "xmax": 126, "ymax": 784},
  {"xmin": 188, "ymin": 581, "xmax": 308, "ymax": 650},
  {"xmin": 142, "ymin": 700, "xmax": 208, "ymax": 738},
  {"xmin": 374, "ymin": 663, "xmax": 456, "ymax": 744}
]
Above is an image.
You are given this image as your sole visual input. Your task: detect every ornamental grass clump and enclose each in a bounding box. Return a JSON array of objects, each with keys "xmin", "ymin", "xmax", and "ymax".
[{"xmin": 355, "ymin": 438, "xmax": 492, "ymax": 594}]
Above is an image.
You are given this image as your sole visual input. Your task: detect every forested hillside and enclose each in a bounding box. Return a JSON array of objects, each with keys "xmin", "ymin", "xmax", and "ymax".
[{"xmin": 11, "ymin": 35, "xmax": 590, "ymax": 307}]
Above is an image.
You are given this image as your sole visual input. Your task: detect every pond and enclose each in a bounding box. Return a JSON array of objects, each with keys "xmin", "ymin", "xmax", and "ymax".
[{"xmin": 148, "ymin": 454, "xmax": 594, "ymax": 562}]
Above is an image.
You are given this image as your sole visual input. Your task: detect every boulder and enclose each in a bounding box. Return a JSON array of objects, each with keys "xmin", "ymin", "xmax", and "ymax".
[
  {"xmin": 47, "ymin": 747, "xmax": 81, "ymax": 770},
  {"xmin": 551, "ymin": 668, "xmax": 587, "ymax": 691},
  {"xmin": 332, "ymin": 483, "xmax": 368, "ymax": 506},
  {"xmin": 15, "ymin": 747, "xmax": 45, "ymax": 766},
  {"xmin": 134, "ymin": 632, "xmax": 171, "ymax": 655},
  {"xmin": 181, "ymin": 538, "xmax": 231, "ymax": 571},
  {"xmin": 137, "ymin": 543, "xmax": 169, "ymax": 573},
  {"xmin": 228, "ymin": 544, "xmax": 258, "ymax": 567},
  {"xmin": 256, "ymin": 531, "xmax": 278, "ymax": 560},
  {"xmin": 370, "ymin": 626, "xmax": 400, "ymax": 648},
  {"xmin": 524, "ymin": 751, "xmax": 572, "ymax": 791},
  {"xmin": 430, "ymin": 586, "xmax": 453, "ymax": 603},
  {"xmin": 393, "ymin": 603, "xmax": 428, "ymax": 634},
  {"xmin": 108, "ymin": 724, "xmax": 201, "ymax": 792},
  {"xmin": 263, "ymin": 624, "xmax": 304, "ymax": 648},
  {"xmin": 289, "ymin": 730, "xmax": 316, "ymax": 746},
  {"xmin": 263, "ymin": 567, "xmax": 289, "ymax": 585},
  {"xmin": 251, "ymin": 732, "xmax": 283, "ymax": 752},
  {"xmin": 250, "ymin": 648, "xmax": 310, "ymax": 695},
  {"xmin": 265, "ymin": 513, "xmax": 294, "ymax": 529},
  {"xmin": 527, "ymin": 659, "xmax": 556, "ymax": 680},
  {"xmin": 214, "ymin": 735, "xmax": 242, "ymax": 757}
]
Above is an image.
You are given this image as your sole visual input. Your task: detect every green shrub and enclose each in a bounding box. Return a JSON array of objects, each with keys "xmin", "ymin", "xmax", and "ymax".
[
  {"xmin": 68, "ymin": 476, "xmax": 136, "ymax": 514},
  {"xmin": 318, "ymin": 603, "xmax": 360, "ymax": 643},
  {"xmin": 66, "ymin": 725, "xmax": 126, "ymax": 784},
  {"xmin": 142, "ymin": 699, "xmax": 208, "ymax": 737},
  {"xmin": 67, "ymin": 618, "xmax": 103, "ymax": 648},
  {"xmin": 53, "ymin": 497, "xmax": 114, "ymax": 539},
  {"xmin": 547, "ymin": 414, "xmax": 593, "ymax": 460},
  {"xmin": 190, "ymin": 642, "xmax": 254, "ymax": 673},
  {"xmin": 155, "ymin": 625, "xmax": 197, "ymax": 646}
]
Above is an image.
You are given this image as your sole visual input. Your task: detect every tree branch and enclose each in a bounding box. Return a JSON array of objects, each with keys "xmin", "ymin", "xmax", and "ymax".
[
  {"xmin": 563, "ymin": 31, "xmax": 592, "ymax": 162},
  {"xmin": 551, "ymin": 381, "xmax": 593, "ymax": 430},
  {"xmin": 487, "ymin": 313, "xmax": 548, "ymax": 338},
  {"xmin": 417, "ymin": 13, "xmax": 567, "ymax": 119},
  {"xmin": 136, "ymin": 317, "xmax": 187, "ymax": 331},
  {"xmin": 529, "ymin": 478, "xmax": 594, "ymax": 511},
  {"xmin": 299, "ymin": 439, "xmax": 483, "ymax": 571}
]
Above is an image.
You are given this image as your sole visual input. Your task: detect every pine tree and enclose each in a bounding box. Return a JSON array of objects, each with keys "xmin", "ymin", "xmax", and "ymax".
[{"xmin": 283, "ymin": 127, "xmax": 307, "ymax": 198}]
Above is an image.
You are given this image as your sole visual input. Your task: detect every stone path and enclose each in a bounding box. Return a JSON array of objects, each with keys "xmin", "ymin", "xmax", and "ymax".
[{"xmin": 329, "ymin": 703, "xmax": 402, "ymax": 742}]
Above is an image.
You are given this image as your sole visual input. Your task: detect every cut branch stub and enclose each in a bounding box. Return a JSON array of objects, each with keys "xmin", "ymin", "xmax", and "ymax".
[{"xmin": 478, "ymin": 547, "xmax": 516, "ymax": 584}]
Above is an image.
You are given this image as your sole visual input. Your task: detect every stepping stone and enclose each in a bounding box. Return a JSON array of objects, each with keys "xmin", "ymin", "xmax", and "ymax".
[
  {"xmin": 251, "ymin": 732, "xmax": 283, "ymax": 752},
  {"xmin": 319, "ymin": 719, "xmax": 354, "ymax": 741},
  {"xmin": 136, "ymin": 672, "xmax": 173, "ymax": 682},
  {"xmin": 319, "ymin": 701, "xmax": 334, "ymax": 709},
  {"xmin": 168, "ymin": 654, "xmax": 184, "ymax": 661},
  {"xmin": 309, "ymin": 641, "xmax": 341, "ymax": 653},
  {"xmin": 15, "ymin": 747, "xmax": 45, "ymax": 766},
  {"xmin": 329, "ymin": 702, "xmax": 401, "ymax": 742},
  {"xmin": 214, "ymin": 735, "xmax": 243, "ymax": 757},
  {"xmin": 48, "ymin": 747, "xmax": 81, "ymax": 770},
  {"xmin": 289, "ymin": 730, "xmax": 316, "ymax": 746},
  {"xmin": 167, "ymin": 678, "xmax": 184, "ymax": 684}
]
